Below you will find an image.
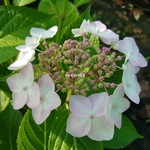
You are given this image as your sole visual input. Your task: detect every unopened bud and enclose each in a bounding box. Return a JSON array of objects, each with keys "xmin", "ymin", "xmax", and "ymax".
[
  {"xmin": 98, "ymin": 83, "xmax": 103, "ymax": 88},
  {"xmin": 61, "ymin": 88, "xmax": 66, "ymax": 93},
  {"xmin": 117, "ymin": 56, "xmax": 122, "ymax": 61},
  {"xmin": 110, "ymin": 83, "xmax": 115, "ymax": 88},
  {"xmin": 90, "ymin": 80, "xmax": 95, "ymax": 85},
  {"xmin": 92, "ymin": 85, "xmax": 97, "ymax": 90},
  {"xmin": 56, "ymin": 84, "xmax": 62, "ymax": 89},
  {"xmin": 99, "ymin": 76, "xmax": 104, "ymax": 82}
]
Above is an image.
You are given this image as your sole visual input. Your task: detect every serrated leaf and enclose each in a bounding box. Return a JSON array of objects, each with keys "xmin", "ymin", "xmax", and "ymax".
[
  {"xmin": 38, "ymin": 0, "xmax": 79, "ymax": 43},
  {"xmin": 104, "ymin": 115, "xmax": 143, "ymax": 149},
  {"xmin": 0, "ymin": 6, "xmax": 54, "ymax": 64},
  {"xmin": 60, "ymin": 5, "xmax": 91, "ymax": 43},
  {"xmin": 17, "ymin": 109, "xmax": 56, "ymax": 150},
  {"xmin": 74, "ymin": 0, "xmax": 91, "ymax": 7},
  {"xmin": 0, "ymin": 103, "xmax": 22, "ymax": 150},
  {"xmin": 13, "ymin": 0, "xmax": 36, "ymax": 6},
  {"xmin": 0, "ymin": 90, "xmax": 10, "ymax": 112},
  {"xmin": 48, "ymin": 109, "xmax": 103, "ymax": 150}
]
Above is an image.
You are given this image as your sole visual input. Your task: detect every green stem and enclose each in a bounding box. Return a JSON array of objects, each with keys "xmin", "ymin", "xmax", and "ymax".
[
  {"xmin": 4, "ymin": 0, "xmax": 10, "ymax": 6},
  {"xmin": 101, "ymin": 142, "xmax": 104, "ymax": 150},
  {"xmin": 65, "ymin": 89, "xmax": 72, "ymax": 109},
  {"xmin": 56, "ymin": 0, "xmax": 68, "ymax": 44},
  {"xmin": 44, "ymin": 121, "xmax": 47, "ymax": 150}
]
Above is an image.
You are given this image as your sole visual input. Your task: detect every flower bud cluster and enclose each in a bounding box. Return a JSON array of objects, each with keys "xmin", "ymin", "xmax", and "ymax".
[{"xmin": 34, "ymin": 37, "xmax": 122, "ymax": 95}]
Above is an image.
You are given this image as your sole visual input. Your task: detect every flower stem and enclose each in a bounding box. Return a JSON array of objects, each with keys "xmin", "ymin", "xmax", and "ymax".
[
  {"xmin": 4, "ymin": 0, "xmax": 10, "ymax": 5},
  {"xmin": 56, "ymin": 0, "xmax": 67, "ymax": 44},
  {"xmin": 44, "ymin": 121, "xmax": 47, "ymax": 150},
  {"xmin": 65, "ymin": 89, "xmax": 72, "ymax": 109},
  {"xmin": 116, "ymin": 66, "xmax": 123, "ymax": 70}
]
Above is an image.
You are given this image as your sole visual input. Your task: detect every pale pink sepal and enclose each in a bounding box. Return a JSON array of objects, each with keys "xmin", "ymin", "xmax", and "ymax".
[
  {"xmin": 88, "ymin": 92, "xmax": 108, "ymax": 116},
  {"xmin": 37, "ymin": 74, "xmax": 55, "ymax": 96},
  {"xmin": 19, "ymin": 62, "xmax": 34, "ymax": 87},
  {"xmin": 30, "ymin": 26, "xmax": 58, "ymax": 39},
  {"xmin": 72, "ymin": 20, "xmax": 90, "ymax": 37},
  {"xmin": 66, "ymin": 114, "xmax": 91, "ymax": 137},
  {"xmin": 26, "ymin": 82, "xmax": 40, "ymax": 108},
  {"xmin": 87, "ymin": 116, "xmax": 114, "ymax": 141},
  {"xmin": 16, "ymin": 36, "xmax": 39, "ymax": 52},
  {"xmin": 99, "ymin": 29, "xmax": 119, "ymax": 45},
  {"xmin": 7, "ymin": 74, "xmax": 23, "ymax": 92},
  {"xmin": 86, "ymin": 21, "xmax": 106, "ymax": 36},
  {"xmin": 122, "ymin": 63, "xmax": 141, "ymax": 104},
  {"xmin": 8, "ymin": 50, "xmax": 35, "ymax": 70},
  {"xmin": 69, "ymin": 95, "xmax": 91, "ymax": 118},
  {"xmin": 12, "ymin": 91, "xmax": 27, "ymax": 110}
]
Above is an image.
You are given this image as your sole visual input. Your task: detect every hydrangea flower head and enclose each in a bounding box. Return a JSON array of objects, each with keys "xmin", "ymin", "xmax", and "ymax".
[
  {"xmin": 30, "ymin": 26, "xmax": 58, "ymax": 39},
  {"xmin": 66, "ymin": 93, "xmax": 114, "ymax": 141},
  {"xmin": 105, "ymin": 83, "xmax": 130, "ymax": 129},
  {"xmin": 7, "ymin": 62, "xmax": 40, "ymax": 109},
  {"xmin": 32, "ymin": 74, "xmax": 61, "ymax": 124}
]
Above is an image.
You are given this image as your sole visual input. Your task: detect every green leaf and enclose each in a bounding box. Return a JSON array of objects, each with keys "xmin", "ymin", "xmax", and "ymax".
[
  {"xmin": 74, "ymin": 0, "xmax": 91, "ymax": 7},
  {"xmin": 0, "ymin": 103, "xmax": 22, "ymax": 150},
  {"xmin": 0, "ymin": 90, "xmax": 10, "ymax": 113},
  {"xmin": 17, "ymin": 109, "xmax": 56, "ymax": 150},
  {"xmin": 146, "ymin": 56, "xmax": 150, "ymax": 61},
  {"xmin": 60, "ymin": 5, "xmax": 91, "ymax": 43},
  {"xmin": 38, "ymin": 0, "xmax": 79, "ymax": 43},
  {"xmin": 48, "ymin": 109, "xmax": 103, "ymax": 150},
  {"xmin": 0, "ymin": 63, "xmax": 12, "ymax": 78},
  {"xmin": 104, "ymin": 115, "xmax": 143, "ymax": 149},
  {"xmin": 13, "ymin": 0, "xmax": 36, "ymax": 6},
  {"xmin": 0, "ymin": 6, "xmax": 54, "ymax": 64},
  {"xmin": 0, "ymin": 81, "xmax": 11, "ymax": 98}
]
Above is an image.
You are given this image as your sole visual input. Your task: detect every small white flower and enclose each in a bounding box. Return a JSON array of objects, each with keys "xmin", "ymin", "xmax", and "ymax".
[
  {"xmin": 7, "ymin": 62, "xmax": 40, "ymax": 109},
  {"xmin": 85, "ymin": 21, "xmax": 119, "ymax": 45},
  {"xmin": 16, "ymin": 36, "xmax": 40, "ymax": 52},
  {"xmin": 8, "ymin": 50, "xmax": 35, "ymax": 70},
  {"xmin": 105, "ymin": 84, "xmax": 130, "ymax": 129},
  {"xmin": 72, "ymin": 20, "xmax": 90, "ymax": 37},
  {"xmin": 66, "ymin": 93, "xmax": 114, "ymax": 141},
  {"xmin": 117, "ymin": 37, "xmax": 147, "ymax": 67},
  {"xmin": 32, "ymin": 74, "xmax": 61, "ymax": 125}
]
